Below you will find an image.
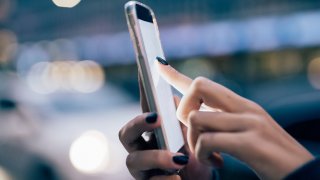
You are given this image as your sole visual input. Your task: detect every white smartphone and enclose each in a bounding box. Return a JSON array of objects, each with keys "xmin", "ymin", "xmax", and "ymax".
[{"xmin": 125, "ymin": 1, "xmax": 185, "ymax": 153}]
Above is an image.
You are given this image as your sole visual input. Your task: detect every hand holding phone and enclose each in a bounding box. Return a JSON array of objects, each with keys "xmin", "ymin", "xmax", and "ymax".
[
  {"xmin": 125, "ymin": 1, "xmax": 184, "ymax": 152},
  {"xmin": 122, "ymin": 2, "xmax": 217, "ymax": 179}
]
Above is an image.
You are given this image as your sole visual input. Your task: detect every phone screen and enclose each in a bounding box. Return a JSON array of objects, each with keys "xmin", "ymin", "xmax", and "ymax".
[{"xmin": 138, "ymin": 19, "xmax": 184, "ymax": 152}]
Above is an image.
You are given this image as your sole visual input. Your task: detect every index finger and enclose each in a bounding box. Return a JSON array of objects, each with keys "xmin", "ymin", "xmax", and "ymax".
[
  {"xmin": 156, "ymin": 59, "xmax": 247, "ymax": 113},
  {"xmin": 156, "ymin": 57, "xmax": 192, "ymax": 95},
  {"xmin": 177, "ymin": 77, "xmax": 250, "ymax": 123}
]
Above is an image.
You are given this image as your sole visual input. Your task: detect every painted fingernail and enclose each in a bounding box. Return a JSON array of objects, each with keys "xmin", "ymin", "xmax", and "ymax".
[
  {"xmin": 173, "ymin": 155, "xmax": 189, "ymax": 165},
  {"xmin": 156, "ymin": 57, "xmax": 169, "ymax": 65},
  {"xmin": 146, "ymin": 112, "xmax": 157, "ymax": 124}
]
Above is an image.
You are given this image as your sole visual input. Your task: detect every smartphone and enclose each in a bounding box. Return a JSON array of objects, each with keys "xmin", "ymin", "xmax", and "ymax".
[{"xmin": 125, "ymin": 1, "xmax": 184, "ymax": 153}]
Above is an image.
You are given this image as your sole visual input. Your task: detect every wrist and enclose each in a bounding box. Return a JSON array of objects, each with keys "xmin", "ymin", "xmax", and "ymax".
[
  {"xmin": 284, "ymin": 156, "xmax": 320, "ymax": 180},
  {"xmin": 248, "ymin": 145, "xmax": 314, "ymax": 179},
  {"xmin": 283, "ymin": 151, "xmax": 315, "ymax": 178}
]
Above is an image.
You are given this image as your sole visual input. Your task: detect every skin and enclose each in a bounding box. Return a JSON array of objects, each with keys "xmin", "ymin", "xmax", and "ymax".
[{"xmin": 119, "ymin": 61, "xmax": 314, "ymax": 180}]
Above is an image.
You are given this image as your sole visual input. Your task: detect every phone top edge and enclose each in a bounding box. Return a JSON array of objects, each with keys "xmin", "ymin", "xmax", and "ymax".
[
  {"xmin": 125, "ymin": 1, "xmax": 152, "ymax": 11},
  {"xmin": 125, "ymin": 1, "xmax": 154, "ymax": 23},
  {"xmin": 124, "ymin": 1, "xmax": 136, "ymax": 14}
]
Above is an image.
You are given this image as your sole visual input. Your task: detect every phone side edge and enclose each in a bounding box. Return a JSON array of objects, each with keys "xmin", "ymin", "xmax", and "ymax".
[{"xmin": 124, "ymin": 2, "xmax": 168, "ymax": 150}]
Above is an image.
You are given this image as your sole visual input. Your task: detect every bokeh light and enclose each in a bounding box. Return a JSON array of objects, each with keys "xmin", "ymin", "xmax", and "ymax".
[
  {"xmin": 0, "ymin": 29, "xmax": 17, "ymax": 64},
  {"xmin": 52, "ymin": 0, "xmax": 81, "ymax": 8},
  {"xmin": 308, "ymin": 58, "xmax": 320, "ymax": 89},
  {"xmin": 25, "ymin": 60, "xmax": 104, "ymax": 94},
  {"xmin": 69, "ymin": 130, "xmax": 110, "ymax": 174},
  {"xmin": 0, "ymin": 166, "xmax": 11, "ymax": 180},
  {"xmin": 179, "ymin": 58, "xmax": 216, "ymax": 79},
  {"xmin": 69, "ymin": 60, "xmax": 105, "ymax": 93},
  {"xmin": 27, "ymin": 61, "xmax": 58, "ymax": 94},
  {"xmin": 50, "ymin": 61, "xmax": 75, "ymax": 91},
  {"xmin": 0, "ymin": 0, "xmax": 11, "ymax": 22}
]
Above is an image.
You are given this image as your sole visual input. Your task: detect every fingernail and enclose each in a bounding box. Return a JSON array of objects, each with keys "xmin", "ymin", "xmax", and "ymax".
[
  {"xmin": 156, "ymin": 57, "xmax": 169, "ymax": 65},
  {"xmin": 173, "ymin": 155, "xmax": 189, "ymax": 165},
  {"xmin": 146, "ymin": 112, "xmax": 157, "ymax": 124}
]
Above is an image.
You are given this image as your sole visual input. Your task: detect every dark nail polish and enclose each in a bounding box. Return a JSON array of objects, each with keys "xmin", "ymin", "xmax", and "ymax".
[
  {"xmin": 146, "ymin": 112, "xmax": 157, "ymax": 124},
  {"xmin": 173, "ymin": 155, "xmax": 189, "ymax": 165},
  {"xmin": 156, "ymin": 57, "xmax": 169, "ymax": 65}
]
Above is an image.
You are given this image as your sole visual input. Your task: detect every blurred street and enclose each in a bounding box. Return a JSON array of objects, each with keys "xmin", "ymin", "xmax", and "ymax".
[{"xmin": 0, "ymin": 0, "xmax": 320, "ymax": 179}]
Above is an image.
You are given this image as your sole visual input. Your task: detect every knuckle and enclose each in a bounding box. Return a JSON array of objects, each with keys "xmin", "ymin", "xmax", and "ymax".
[
  {"xmin": 194, "ymin": 76, "xmax": 207, "ymax": 85},
  {"xmin": 118, "ymin": 128, "xmax": 124, "ymax": 142},
  {"xmin": 195, "ymin": 148, "xmax": 202, "ymax": 162},
  {"xmin": 244, "ymin": 100, "xmax": 265, "ymax": 114},
  {"xmin": 195, "ymin": 134, "xmax": 213, "ymax": 163},
  {"xmin": 176, "ymin": 109, "xmax": 184, "ymax": 123},
  {"xmin": 119, "ymin": 114, "xmax": 143, "ymax": 142},
  {"xmin": 188, "ymin": 111, "xmax": 199, "ymax": 126},
  {"xmin": 118, "ymin": 126, "xmax": 131, "ymax": 145},
  {"xmin": 126, "ymin": 154, "xmax": 135, "ymax": 169},
  {"xmin": 191, "ymin": 76, "xmax": 208, "ymax": 93},
  {"xmin": 195, "ymin": 139, "xmax": 206, "ymax": 161},
  {"xmin": 196, "ymin": 134, "xmax": 209, "ymax": 152},
  {"xmin": 119, "ymin": 126, "xmax": 133, "ymax": 145},
  {"xmin": 247, "ymin": 114, "xmax": 266, "ymax": 129}
]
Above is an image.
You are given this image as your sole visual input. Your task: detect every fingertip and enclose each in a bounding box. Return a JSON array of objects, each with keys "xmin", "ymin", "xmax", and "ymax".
[
  {"xmin": 172, "ymin": 154, "xmax": 189, "ymax": 165},
  {"xmin": 157, "ymin": 61, "xmax": 177, "ymax": 76},
  {"xmin": 155, "ymin": 57, "xmax": 172, "ymax": 75},
  {"xmin": 155, "ymin": 57, "xmax": 171, "ymax": 77},
  {"xmin": 143, "ymin": 112, "xmax": 161, "ymax": 126},
  {"xmin": 145, "ymin": 112, "xmax": 158, "ymax": 124},
  {"xmin": 155, "ymin": 59, "xmax": 192, "ymax": 95},
  {"xmin": 156, "ymin": 56, "xmax": 169, "ymax": 65}
]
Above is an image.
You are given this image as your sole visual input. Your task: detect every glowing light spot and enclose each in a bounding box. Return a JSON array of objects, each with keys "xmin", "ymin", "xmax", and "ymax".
[
  {"xmin": 0, "ymin": 29, "xmax": 17, "ymax": 64},
  {"xmin": 26, "ymin": 60, "xmax": 104, "ymax": 94},
  {"xmin": 179, "ymin": 58, "xmax": 215, "ymax": 79},
  {"xmin": 0, "ymin": 166, "xmax": 11, "ymax": 180},
  {"xmin": 51, "ymin": 61, "xmax": 75, "ymax": 91},
  {"xmin": 69, "ymin": 130, "xmax": 110, "ymax": 174},
  {"xmin": 52, "ymin": 0, "xmax": 81, "ymax": 8},
  {"xmin": 69, "ymin": 60, "xmax": 104, "ymax": 93},
  {"xmin": 27, "ymin": 62, "xmax": 58, "ymax": 94}
]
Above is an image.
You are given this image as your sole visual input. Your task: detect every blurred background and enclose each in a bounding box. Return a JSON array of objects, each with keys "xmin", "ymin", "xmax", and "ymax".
[{"xmin": 0, "ymin": 0, "xmax": 320, "ymax": 179}]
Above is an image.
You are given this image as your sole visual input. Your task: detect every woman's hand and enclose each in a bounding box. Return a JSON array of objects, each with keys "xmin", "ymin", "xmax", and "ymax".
[
  {"xmin": 119, "ymin": 112, "xmax": 184, "ymax": 179},
  {"xmin": 118, "ymin": 75, "xmax": 215, "ymax": 179},
  {"xmin": 156, "ymin": 59, "xmax": 314, "ymax": 180}
]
